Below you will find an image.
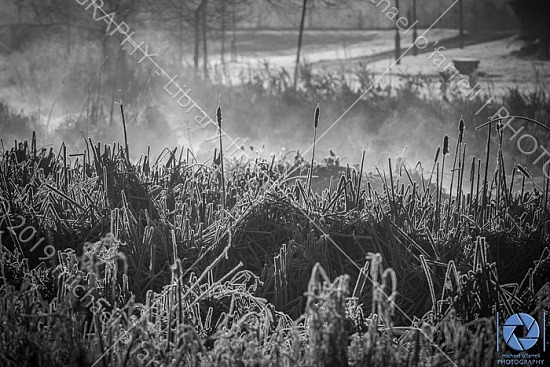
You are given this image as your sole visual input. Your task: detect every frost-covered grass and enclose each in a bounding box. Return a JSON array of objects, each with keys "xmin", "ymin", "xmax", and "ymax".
[{"xmin": 1, "ymin": 112, "xmax": 549, "ymax": 365}]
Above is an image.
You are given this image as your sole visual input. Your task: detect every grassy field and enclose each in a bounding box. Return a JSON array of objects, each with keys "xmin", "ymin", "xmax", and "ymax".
[{"xmin": 1, "ymin": 102, "xmax": 549, "ymax": 365}]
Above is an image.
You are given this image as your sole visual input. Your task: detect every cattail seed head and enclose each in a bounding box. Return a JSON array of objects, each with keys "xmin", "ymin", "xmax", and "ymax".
[
  {"xmin": 314, "ymin": 103, "xmax": 320, "ymax": 129},
  {"xmin": 458, "ymin": 117, "xmax": 465, "ymax": 143},
  {"xmin": 216, "ymin": 106, "xmax": 222, "ymax": 129},
  {"xmin": 517, "ymin": 165, "xmax": 531, "ymax": 179},
  {"xmin": 443, "ymin": 135, "xmax": 449, "ymax": 155},
  {"xmin": 470, "ymin": 156, "xmax": 476, "ymax": 181}
]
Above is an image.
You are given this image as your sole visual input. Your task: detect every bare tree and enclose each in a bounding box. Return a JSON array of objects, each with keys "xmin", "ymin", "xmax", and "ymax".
[
  {"xmin": 146, "ymin": 0, "xmax": 250, "ymax": 75},
  {"xmin": 26, "ymin": 0, "xmax": 142, "ymax": 56},
  {"xmin": 26, "ymin": 0, "xmax": 144, "ymax": 125},
  {"xmin": 265, "ymin": 0, "xmax": 354, "ymax": 89},
  {"xmin": 24, "ymin": 0, "xmax": 84, "ymax": 55},
  {"xmin": 295, "ymin": 0, "xmax": 308, "ymax": 89}
]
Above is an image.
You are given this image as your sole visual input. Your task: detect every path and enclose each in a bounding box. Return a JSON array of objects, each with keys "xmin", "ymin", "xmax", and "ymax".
[{"xmin": 314, "ymin": 30, "xmax": 516, "ymax": 68}]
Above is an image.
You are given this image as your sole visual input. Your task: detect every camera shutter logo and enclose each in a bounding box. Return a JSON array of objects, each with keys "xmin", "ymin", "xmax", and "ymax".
[{"xmin": 502, "ymin": 313, "xmax": 540, "ymax": 351}]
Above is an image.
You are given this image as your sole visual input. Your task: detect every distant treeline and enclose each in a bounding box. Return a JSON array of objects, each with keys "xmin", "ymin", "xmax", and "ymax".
[{"xmin": 248, "ymin": 0, "xmax": 517, "ymax": 31}]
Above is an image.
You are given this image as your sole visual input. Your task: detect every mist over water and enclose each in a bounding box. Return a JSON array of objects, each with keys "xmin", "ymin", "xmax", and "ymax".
[{"xmin": 0, "ymin": 1, "xmax": 547, "ymax": 188}]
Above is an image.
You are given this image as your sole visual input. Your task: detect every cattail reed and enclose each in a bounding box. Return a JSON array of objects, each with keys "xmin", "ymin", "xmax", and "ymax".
[
  {"xmin": 435, "ymin": 162, "xmax": 440, "ymax": 231},
  {"xmin": 425, "ymin": 146, "xmax": 440, "ymax": 201},
  {"xmin": 481, "ymin": 121, "xmax": 492, "ymax": 222},
  {"xmin": 119, "ymin": 101, "xmax": 129, "ymax": 164},
  {"xmin": 447, "ymin": 118, "xmax": 465, "ymax": 230},
  {"xmin": 454, "ymin": 118, "xmax": 465, "ymax": 181},
  {"xmin": 32, "ymin": 131, "xmax": 36, "ymax": 162},
  {"xmin": 307, "ymin": 103, "xmax": 320, "ymax": 196},
  {"xmin": 517, "ymin": 165, "xmax": 531, "ymax": 180},
  {"xmin": 545, "ymin": 175, "xmax": 549, "ymax": 213},
  {"xmin": 456, "ymin": 144, "xmax": 467, "ymax": 217},
  {"xmin": 439, "ymin": 135, "xmax": 449, "ymax": 228},
  {"xmin": 356, "ymin": 151, "xmax": 365, "ymax": 207},
  {"xmin": 442, "ymin": 135, "xmax": 449, "ymax": 156},
  {"xmin": 469, "ymin": 156, "xmax": 476, "ymax": 210},
  {"xmin": 458, "ymin": 117, "xmax": 465, "ymax": 144},
  {"xmin": 217, "ymin": 105, "xmax": 226, "ymax": 211},
  {"xmin": 388, "ymin": 158, "xmax": 397, "ymax": 217},
  {"xmin": 63, "ymin": 143, "xmax": 68, "ymax": 193}
]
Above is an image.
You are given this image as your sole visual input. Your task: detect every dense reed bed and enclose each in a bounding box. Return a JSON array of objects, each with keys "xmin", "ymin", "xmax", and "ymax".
[{"xmin": 0, "ymin": 110, "xmax": 549, "ymax": 366}]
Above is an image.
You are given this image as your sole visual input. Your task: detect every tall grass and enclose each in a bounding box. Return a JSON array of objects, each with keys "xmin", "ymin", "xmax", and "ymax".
[{"xmin": 1, "ymin": 104, "xmax": 549, "ymax": 365}]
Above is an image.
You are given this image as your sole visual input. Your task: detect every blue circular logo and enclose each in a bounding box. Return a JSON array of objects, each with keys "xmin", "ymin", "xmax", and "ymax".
[{"xmin": 502, "ymin": 313, "xmax": 540, "ymax": 351}]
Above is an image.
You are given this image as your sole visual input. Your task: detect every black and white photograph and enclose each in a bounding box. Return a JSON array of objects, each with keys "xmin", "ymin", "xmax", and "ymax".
[{"xmin": 0, "ymin": 0, "xmax": 549, "ymax": 366}]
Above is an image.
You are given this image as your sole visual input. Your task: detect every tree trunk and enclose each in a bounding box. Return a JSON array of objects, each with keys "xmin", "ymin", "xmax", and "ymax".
[
  {"xmin": 412, "ymin": 0, "xmax": 418, "ymax": 56},
  {"xmin": 194, "ymin": 0, "xmax": 208, "ymax": 74},
  {"xmin": 459, "ymin": 0, "xmax": 464, "ymax": 49},
  {"xmin": 394, "ymin": 0, "xmax": 400, "ymax": 64},
  {"xmin": 293, "ymin": 0, "xmax": 308, "ymax": 90},
  {"xmin": 202, "ymin": 0, "xmax": 208, "ymax": 79},
  {"xmin": 179, "ymin": 4, "xmax": 183, "ymax": 70},
  {"xmin": 231, "ymin": 2, "xmax": 237, "ymax": 62},
  {"xmin": 220, "ymin": 0, "xmax": 226, "ymax": 66},
  {"xmin": 194, "ymin": 8, "xmax": 200, "ymax": 72}
]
